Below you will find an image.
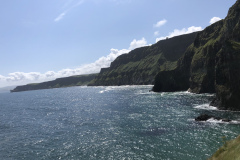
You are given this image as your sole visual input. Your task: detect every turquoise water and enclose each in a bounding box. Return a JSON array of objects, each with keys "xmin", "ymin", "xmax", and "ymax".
[{"xmin": 0, "ymin": 86, "xmax": 239, "ymax": 160}]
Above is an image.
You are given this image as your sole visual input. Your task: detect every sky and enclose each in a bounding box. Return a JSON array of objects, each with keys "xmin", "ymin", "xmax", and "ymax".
[{"xmin": 0, "ymin": 0, "xmax": 237, "ymax": 88}]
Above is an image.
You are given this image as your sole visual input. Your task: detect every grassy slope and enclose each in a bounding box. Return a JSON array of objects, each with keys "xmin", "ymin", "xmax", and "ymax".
[
  {"xmin": 209, "ymin": 136, "xmax": 240, "ymax": 160},
  {"xmin": 90, "ymin": 32, "xmax": 198, "ymax": 86}
]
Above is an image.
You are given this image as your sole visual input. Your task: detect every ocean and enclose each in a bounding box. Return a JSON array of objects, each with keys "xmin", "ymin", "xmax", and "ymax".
[{"xmin": 0, "ymin": 85, "xmax": 239, "ymax": 160}]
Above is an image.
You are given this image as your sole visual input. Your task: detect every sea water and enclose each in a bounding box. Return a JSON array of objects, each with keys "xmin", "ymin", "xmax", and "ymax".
[{"xmin": 0, "ymin": 86, "xmax": 239, "ymax": 160}]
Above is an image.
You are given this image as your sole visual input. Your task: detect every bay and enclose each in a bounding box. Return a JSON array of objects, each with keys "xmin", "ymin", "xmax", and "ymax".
[{"xmin": 0, "ymin": 86, "xmax": 239, "ymax": 160}]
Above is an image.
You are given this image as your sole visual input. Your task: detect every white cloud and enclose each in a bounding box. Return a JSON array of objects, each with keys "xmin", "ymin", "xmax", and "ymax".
[
  {"xmin": 154, "ymin": 31, "xmax": 159, "ymax": 36},
  {"xmin": 1, "ymin": 40, "xmax": 148, "ymax": 87},
  {"xmin": 129, "ymin": 38, "xmax": 147, "ymax": 50},
  {"xmin": 0, "ymin": 37, "xmax": 150, "ymax": 88},
  {"xmin": 54, "ymin": 12, "xmax": 66, "ymax": 22},
  {"xmin": 154, "ymin": 19, "xmax": 167, "ymax": 28},
  {"xmin": 210, "ymin": 17, "xmax": 221, "ymax": 24},
  {"xmin": 156, "ymin": 26, "xmax": 203, "ymax": 42},
  {"xmin": 0, "ymin": 46, "xmax": 133, "ymax": 87},
  {"xmin": 54, "ymin": 0, "xmax": 84, "ymax": 22}
]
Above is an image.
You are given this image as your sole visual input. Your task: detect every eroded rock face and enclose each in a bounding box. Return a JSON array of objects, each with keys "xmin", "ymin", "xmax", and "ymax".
[
  {"xmin": 153, "ymin": 0, "xmax": 240, "ymax": 110},
  {"xmin": 212, "ymin": 0, "xmax": 240, "ymax": 111},
  {"xmin": 89, "ymin": 32, "xmax": 198, "ymax": 86}
]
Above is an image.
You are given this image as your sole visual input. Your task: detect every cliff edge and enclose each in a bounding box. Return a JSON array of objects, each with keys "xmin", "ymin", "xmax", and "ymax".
[{"xmin": 153, "ymin": 0, "xmax": 240, "ymax": 111}]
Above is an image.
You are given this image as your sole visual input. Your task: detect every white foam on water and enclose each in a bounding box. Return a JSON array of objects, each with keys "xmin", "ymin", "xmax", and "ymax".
[
  {"xmin": 194, "ymin": 104, "xmax": 218, "ymax": 110},
  {"xmin": 160, "ymin": 90, "xmax": 197, "ymax": 96},
  {"xmin": 99, "ymin": 86, "xmax": 115, "ymax": 93},
  {"xmin": 206, "ymin": 118, "xmax": 240, "ymax": 124},
  {"xmin": 194, "ymin": 104, "xmax": 240, "ymax": 112},
  {"xmin": 172, "ymin": 91, "xmax": 192, "ymax": 95}
]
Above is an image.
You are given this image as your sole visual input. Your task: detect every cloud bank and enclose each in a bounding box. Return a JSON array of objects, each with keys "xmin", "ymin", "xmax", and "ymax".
[
  {"xmin": 210, "ymin": 17, "xmax": 222, "ymax": 24},
  {"xmin": 156, "ymin": 26, "xmax": 203, "ymax": 42},
  {"xmin": 0, "ymin": 38, "xmax": 148, "ymax": 88},
  {"xmin": 0, "ymin": 49, "xmax": 127, "ymax": 87},
  {"xmin": 129, "ymin": 38, "xmax": 147, "ymax": 50}
]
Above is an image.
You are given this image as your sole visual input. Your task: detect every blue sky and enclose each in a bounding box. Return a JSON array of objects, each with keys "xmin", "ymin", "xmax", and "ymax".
[{"xmin": 0, "ymin": 0, "xmax": 236, "ymax": 87}]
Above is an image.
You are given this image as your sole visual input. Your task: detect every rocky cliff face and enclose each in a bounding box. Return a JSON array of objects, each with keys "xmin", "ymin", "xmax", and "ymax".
[
  {"xmin": 211, "ymin": 0, "xmax": 240, "ymax": 110},
  {"xmin": 89, "ymin": 32, "xmax": 198, "ymax": 86},
  {"xmin": 154, "ymin": 0, "xmax": 240, "ymax": 110},
  {"xmin": 11, "ymin": 73, "xmax": 98, "ymax": 92}
]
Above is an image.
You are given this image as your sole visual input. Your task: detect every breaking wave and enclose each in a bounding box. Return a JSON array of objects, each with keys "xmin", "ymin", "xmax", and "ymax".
[{"xmin": 194, "ymin": 104, "xmax": 218, "ymax": 110}]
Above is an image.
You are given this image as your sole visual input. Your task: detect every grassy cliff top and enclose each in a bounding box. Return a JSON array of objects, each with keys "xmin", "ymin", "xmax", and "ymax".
[{"xmin": 209, "ymin": 135, "xmax": 240, "ymax": 160}]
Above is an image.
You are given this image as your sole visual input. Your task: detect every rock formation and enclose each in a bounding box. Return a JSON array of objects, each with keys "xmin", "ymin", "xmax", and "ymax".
[
  {"xmin": 153, "ymin": 0, "xmax": 240, "ymax": 110},
  {"xmin": 89, "ymin": 32, "xmax": 198, "ymax": 86}
]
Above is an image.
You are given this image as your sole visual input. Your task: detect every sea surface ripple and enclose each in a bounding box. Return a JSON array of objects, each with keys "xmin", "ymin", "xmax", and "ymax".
[{"xmin": 0, "ymin": 86, "xmax": 239, "ymax": 159}]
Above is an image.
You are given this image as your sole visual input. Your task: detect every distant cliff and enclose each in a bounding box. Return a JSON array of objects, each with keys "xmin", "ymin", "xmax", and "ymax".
[
  {"xmin": 153, "ymin": 0, "xmax": 240, "ymax": 110},
  {"xmin": 11, "ymin": 73, "xmax": 98, "ymax": 92},
  {"xmin": 89, "ymin": 32, "xmax": 198, "ymax": 86}
]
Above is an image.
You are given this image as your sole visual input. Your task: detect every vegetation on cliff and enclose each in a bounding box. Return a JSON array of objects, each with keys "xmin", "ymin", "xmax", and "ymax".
[
  {"xmin": 153, "ymin": 0, "xmax": 240, "ymax": 111},
  {"xmin": 11, "ymin": 73, "xmax": 97, "ymax": 92},
  {"xmin": 209, "ymin": 135, "xmax": 240, "ymax": 160},
  {"xmin": 89, "ymin": 32, "xmax": 198, "ymax": 86}
]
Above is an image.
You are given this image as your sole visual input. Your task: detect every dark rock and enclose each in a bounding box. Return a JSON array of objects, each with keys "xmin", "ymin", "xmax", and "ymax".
[
  {"xmin": 195, "ymin": 114, "xmax": 213, "ymax": 121},
  {"xmin": 152, "ymin": 69, "xmax": 190, "ymax": 92},
  {"xmin": 195, "ymin": 114, "xmax": 232, "ymax": 122}
]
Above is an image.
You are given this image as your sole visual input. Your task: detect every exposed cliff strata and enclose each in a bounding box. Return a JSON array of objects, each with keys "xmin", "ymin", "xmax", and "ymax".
[
  {"xmin": 11, "ymin": 73, "xmax": 98, "ymax": 92},
  {"xmin": 89, "ymin": 32, "xmax": 198, "ymax": 86},
  {"xmin": 152, "ymin": 44, "xmax": 196, "ymax": 92},
  {"xmin": 153, "ymin": 0, "xmax": 240, "ymax": 110}
]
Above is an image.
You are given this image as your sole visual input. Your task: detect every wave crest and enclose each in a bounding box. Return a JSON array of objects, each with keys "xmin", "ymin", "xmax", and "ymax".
[{"xmin": 194, "ymin": 104, "xmax": 218, "ymax": 110}]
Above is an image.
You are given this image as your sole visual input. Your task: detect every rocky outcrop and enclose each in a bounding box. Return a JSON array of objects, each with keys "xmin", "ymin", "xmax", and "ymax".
[
  {"xmin": 153, "ymin": 20, "xmax": 224, "ymax": 93},
  {"xmin": 195, "ymin": 114, "xmax": 214, "ymax": 121},
  {"xmin": 195, "ymin": 114, "xmax": 231, "ymax": 122},
  {"xmin": 153, "ymin": 0, "xmax": 240, "ymax": 110},
  {"xmin": 11, "ymin": 73, "xmax": 98, "ymax": 92},
  {"xmin": 89, "ymin": 32, "xmax": 198, "ymax": 86},
  {"xmin": 211, "ymin": 0, "xmax": 240, "ymax": 111}
]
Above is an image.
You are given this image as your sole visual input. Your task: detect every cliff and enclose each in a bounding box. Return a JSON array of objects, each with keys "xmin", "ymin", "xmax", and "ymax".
[
  {"xmin": 89, "ymin": 32, "xmax": 198, "ymax": 86},
  {"xmin": 153, "ymin": 0, "xmax": 240, "ymax": 111},
  {"xmin": 153, "ymin": 20, "xmax": 224, "ymax": 93},
  {"xmin": 11, "ymin": 73, "xmax": 98, "ymax": 92}
]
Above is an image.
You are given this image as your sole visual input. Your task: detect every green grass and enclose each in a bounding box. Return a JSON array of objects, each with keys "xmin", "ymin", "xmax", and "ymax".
[
  {"xmin": 28, "ymin": 83, "xmax": 40, "ymax": 86},
  {"xmin": 208, "ymin": 135, "xmax": 240, "ymax": 160},
  {"xmin": 230, "ymin": 40, "xmax": 240, "ymax": 50}
]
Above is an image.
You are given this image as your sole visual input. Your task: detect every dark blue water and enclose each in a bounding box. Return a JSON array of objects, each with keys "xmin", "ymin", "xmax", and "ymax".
[{"xmin": 0, "ymin": 86, "xmax": 239, "ymax": 160}]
